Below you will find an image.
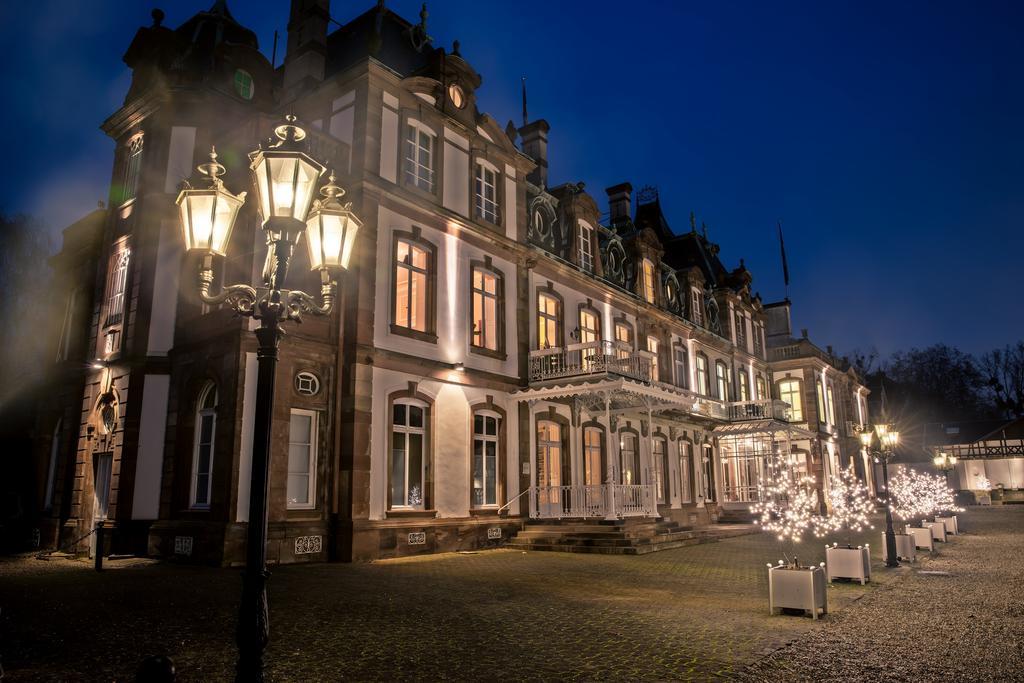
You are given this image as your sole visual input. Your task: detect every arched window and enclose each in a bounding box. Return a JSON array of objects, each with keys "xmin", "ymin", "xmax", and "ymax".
[
  {"xmin": 641, "ymin": 258, "xmax": 656, "ymax": 304},
  {"xmin": 583, "ymin": 426, "xmax": 605, "ymax": 486},
  {"xmin": 472, "ymin": 410, "xmax": 500, "ymax": 507},
  {"xmin": 778, "ymin": 378, "xmax": 803, "ymax": 421},
  {"xmin": 390, "ymin": 398, "xmax": 429, "ymax": 509},
  {"xmin": 190, "ymin": 383, "xmax": 217, "ymax": 509}
]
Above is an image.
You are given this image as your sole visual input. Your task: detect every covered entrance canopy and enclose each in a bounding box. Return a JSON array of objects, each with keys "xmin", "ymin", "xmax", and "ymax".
[{"xmin": 713, "ymin": 420, "xmax": 814, "ymax": 507}]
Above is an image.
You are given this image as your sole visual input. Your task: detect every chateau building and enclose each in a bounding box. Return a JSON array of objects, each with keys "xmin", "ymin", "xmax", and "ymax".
[{"xmin": 30, "ymin": 0, "xmax": 870, "ymax": 564}]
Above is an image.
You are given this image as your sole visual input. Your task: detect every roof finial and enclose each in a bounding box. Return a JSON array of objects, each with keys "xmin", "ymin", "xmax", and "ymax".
[
  {"xmin": 701, "ymin": 221, "xmax": 708, "ymax": 239},
  {"xmin": 521, "ymin": 76, "xmax": 528, "ymax": 126},
  {"xmin": 419, "ymin": 3, "xmax": 428, "ymax": 32}
]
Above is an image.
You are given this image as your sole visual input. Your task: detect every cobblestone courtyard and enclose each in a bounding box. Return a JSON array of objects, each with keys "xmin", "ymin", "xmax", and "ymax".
[{"xmin": 2, "ymin": 507, "xmax": 1021, "ymax": 682}]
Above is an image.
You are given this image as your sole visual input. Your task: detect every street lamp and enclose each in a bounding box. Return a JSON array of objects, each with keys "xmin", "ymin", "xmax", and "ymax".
[
  {"xmin": 175, "ymin": 115, "xmax": 360, "ymax": 682},
  {"xmin": 860, "ymin": 423, "xmax": 900, "ymax": 568}
]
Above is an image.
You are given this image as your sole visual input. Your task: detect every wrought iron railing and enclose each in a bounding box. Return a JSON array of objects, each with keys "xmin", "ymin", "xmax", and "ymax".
[
  {"xmin": 528, "ymin": 341, "xmax": 653, "ymax": 383},
  {"xmin": 727, "ymin": 399, "xmax": 792, "ymax": 422}
]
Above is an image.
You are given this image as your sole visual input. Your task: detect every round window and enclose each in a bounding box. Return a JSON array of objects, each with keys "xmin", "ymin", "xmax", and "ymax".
[
  {"xmin": 448, "ymin": 83, "xmax": 465, "ymax": 109},
  {"xmin": 295, "ymin": 371, "xmax": 320, "ymax": 396},
  {"xmin": 234, "ymin": 69, "xmax": 254, "ymax": 100}
]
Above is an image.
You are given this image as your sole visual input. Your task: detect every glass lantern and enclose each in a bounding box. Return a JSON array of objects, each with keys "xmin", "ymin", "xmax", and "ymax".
[
  {"xmin": 176, "ymin": 147, "xmax": 246, "ymax": 255},
  {"xmin": 249, "ymin": 115, "xmax": 325, "ymax": 227},
  {"xmin": 305, "ymin": 172, "xmax": 362, "ymax": 271}
]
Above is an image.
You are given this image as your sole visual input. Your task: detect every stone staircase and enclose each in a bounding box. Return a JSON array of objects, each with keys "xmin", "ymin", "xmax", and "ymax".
[{"xmin": 505, "ymin": 518, "xmax": 756, "ymax": 555}]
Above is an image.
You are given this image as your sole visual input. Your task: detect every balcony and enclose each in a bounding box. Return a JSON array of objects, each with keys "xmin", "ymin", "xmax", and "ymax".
[
  {"xmin": 529, "ymin": 484, "xmax": 657, "ymax": 519},
  {"xmin": 727, "ymin": 399, "xmax": 792, "ymax": 422},
  {"xmin": 529, "ymin": 341, "xmax": 652, "ymax": 383}
]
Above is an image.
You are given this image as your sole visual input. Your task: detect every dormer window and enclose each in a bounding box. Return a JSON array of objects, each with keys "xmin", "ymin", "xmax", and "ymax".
[
  {"xmin": 578, "ymin": 221, "xmax": 595, "ymax": 273},
  {"xmin": 448, "ymin": 83, "xmax": 466, "ymax": 109},
  {"xmin": 119, "ymin": 135, "xmax": 143, "ymax": 205},
  {"xmin": 641, "ymin": 259, "xmax": 656, "ymax": 304},
  {"xmin": 690, "ymin": 289, "xmax": 704, "ymax": 326},
  {"xmin": 474, "ymin": 161, "xmax": 499, "ymax": 224},
  {"xmin": 233, "ymin": 69, "xmax": 254, "ymax": 100},
  {"xmin": 404, "ymin": 120, "xmax": 436, "ymax": 193}
]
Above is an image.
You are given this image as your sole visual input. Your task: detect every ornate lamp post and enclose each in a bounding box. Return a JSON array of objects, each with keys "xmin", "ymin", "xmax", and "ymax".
[
  {"xmin": 175, "ymin": 115, "xmax": 361, "ymax": 682},
  {"xmin": 860, "ymin": 423, "xmax": 900, "ymax": 568},
  {"xmin": 933, "ymin": 450, "xmax": 957, "ymax": 487}
]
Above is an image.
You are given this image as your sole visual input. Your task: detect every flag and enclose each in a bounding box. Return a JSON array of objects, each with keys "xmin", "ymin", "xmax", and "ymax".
[{"xmin": 777, "ymin": 220, "xmax": 790, "ymax": 288}]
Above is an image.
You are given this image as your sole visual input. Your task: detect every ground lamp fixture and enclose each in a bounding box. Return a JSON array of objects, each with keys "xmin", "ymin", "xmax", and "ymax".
[
  {"xmin": 860, "ymin": 424, "xmax": 900, "ymax": 568},
  {"xmin": 175, "ymin": 115, "xmax": 361, "ymax": 682}
]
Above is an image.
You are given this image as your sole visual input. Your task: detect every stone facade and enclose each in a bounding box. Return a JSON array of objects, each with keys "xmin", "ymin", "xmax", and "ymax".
[{"xmin": 29, "ymin": 1, "xmax": 870, "ymax": 564}]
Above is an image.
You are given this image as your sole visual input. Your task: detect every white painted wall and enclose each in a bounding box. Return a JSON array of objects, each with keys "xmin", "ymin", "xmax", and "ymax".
[
  {"xmin": 146, "ymin": 220, "xmax": 180, "ymax": 356},
  {"xmin": 164, "ymin": 126, "xmax": 196, "ymax": 194},
  {"xmin": 131, "ymin": 374, "xmax": 169, "ymax": 520},
  {"xmin": 380, "ymin": 91, "xmax": 399, "ymax": 183},
  {"xmin": 442, "ymin": 127, "xmax": 469, "ymax": 217}
]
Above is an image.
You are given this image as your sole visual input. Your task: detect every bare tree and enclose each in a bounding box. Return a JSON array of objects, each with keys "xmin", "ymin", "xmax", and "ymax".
[{"xmin": 979, "ymin": 342, "xmax": 1024, "ymax": 419}]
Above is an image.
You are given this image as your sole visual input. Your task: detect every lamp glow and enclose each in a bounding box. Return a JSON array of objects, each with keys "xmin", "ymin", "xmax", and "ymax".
[
  {"xmin": 304, "ymin": 172, "xmax": 362, "ymax": 271},
  {"xmin": 249, "ymin": 115, "xmax": 324, "ymax": 226},
  {"xmin": 175, "ymin": 147, "xmax": 246, "ymax": 255}
]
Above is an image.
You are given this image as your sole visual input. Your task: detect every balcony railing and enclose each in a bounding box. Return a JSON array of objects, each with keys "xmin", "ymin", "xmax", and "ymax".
[
  {"xmin": 529, "ymin": 341, "xmax": 652, "ymax": 383},
  {"xmin": 727, "ymin": 399, "xmax": 792, "ymax": 422},
  {"xmin": 529, "ymin": 484, "xmax": 656, "ymax": 519}
]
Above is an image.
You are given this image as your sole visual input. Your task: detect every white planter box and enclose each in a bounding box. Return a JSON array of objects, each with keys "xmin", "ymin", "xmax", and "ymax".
[
  {"xmin": 768, "ymin": 564, "xmax": 828, "ymax": 620},
  {"xmin": 887, "ymin": 532, "xmax": 917, "ymax": 562},
  {"xmin": 977, "ymin": 494, "xmax": 992, "ymax": 506},
  {"xmin": 923, "ymin": 521, "xmax": 947, "ymax": 542},
  {"xmin": 905, "ymin": 525, "xmax": 935, "ymax": 551},
  {"xmin": 825, "ymin": 545, "xmax": 871, "ymax": 584},
  {"xmin": 935, "ymin": 515, "xmax": 958, "ymax": 535}
]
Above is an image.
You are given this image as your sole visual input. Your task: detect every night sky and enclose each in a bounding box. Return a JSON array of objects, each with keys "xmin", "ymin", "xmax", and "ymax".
[{"xmin": 2, "ymin": 0, "xmax": 1022, "ymax": 356}]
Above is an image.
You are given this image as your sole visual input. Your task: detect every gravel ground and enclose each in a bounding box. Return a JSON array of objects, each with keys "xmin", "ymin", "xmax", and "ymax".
[
  {"xmin": 736, "ymin": 506, "xmax": 1024, "ymax": 682},
  {"xmin": 1, "ymin": 507, "xmax": 1020, "ymax": 682}
]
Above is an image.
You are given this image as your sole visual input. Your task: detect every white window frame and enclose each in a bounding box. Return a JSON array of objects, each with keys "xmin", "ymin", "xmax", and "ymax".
[
  {"xmin": 471, "ymin": 266, "xmax": 501, "ymax": 351},
  {"xmin": 287, "ymin": 408, "xmax": 318, "ymax": 510},
  {"xmin": 647, "ymin": 336, "xmax": 660, "ymax": 382},
  {"xmin": 472, "ymin": 410, "xmax": 500, "ymax": 508},
  {"xmin": 104, "ymin": 246, "xmax": 131, "ymax": 328},
  {"xmin": 474, "ymin": 160, "xmax": 500, "ymax": 224},
  {"xmin": 190, "ymin": 383, "xmax": 217, "ymax": 510},
  {"xmin": 690, "ymin": 288, "xmax": 704, "ymax": 326},
  {"xmin": 641, "ymin": 258, "xmax": 656, "ymax": 304},
  {"xmin": 678, "ymin": 440, "xmax": 692, "ymax": 504},
  {"xmin": 578, "ymin": 221, "xmax": 595, "ymax": 273},
  {"xmin": 696, "ymin": 354, "xmax": 710, "ymax": 396},
  {"xmin": 779, "ymin": 378, "xmax": 803, "ymax": 422},
  {"xmin": 673, "ymin": 345, "xmax": 688, "ymax": 389},
  {"xmin": 391, "ymin": 399, "xmax": 428, "ymax": 509},
  {"xmin": 403, "ymin": 119, "xmax": 436, "ymax": 193}
]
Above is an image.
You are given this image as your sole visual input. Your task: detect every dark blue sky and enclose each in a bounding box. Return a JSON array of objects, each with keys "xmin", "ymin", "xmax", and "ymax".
[{"xmin": 2, "ymin": 0, "xmax": 1022, "ymax": 356}]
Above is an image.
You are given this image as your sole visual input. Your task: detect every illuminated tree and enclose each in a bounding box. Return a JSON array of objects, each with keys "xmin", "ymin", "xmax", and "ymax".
[
  {"xmin": 753, "ymin": 456, "xmax": 825, "ymax": 565},
  {"xmin": 816, "ymin": 463, "xmax": 875, "ymax": 544},
  {"xmin": 888, "ymin": 468, "xmax": 962, "ymax": 521}
]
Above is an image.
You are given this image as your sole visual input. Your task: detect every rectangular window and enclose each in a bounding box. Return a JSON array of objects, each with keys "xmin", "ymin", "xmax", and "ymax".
[
  {"xmin": 472, "ymin": 413, "xmax": 499, "ymax": 507},
  {"xmin": 753, "ymin": 322, "xmax": 764, "ymax": 357},
  {"xmin": 614, "ymin": 322, "xmax": 633, "ymax": 360},
  {"xmin": 778, "ymin": 379, "xmax": 803, "ymax": 421},
  {"xmin": 817, "ymin": 380, "xmax": 828, "ymax": 423},
  {"xmin": 735, "ymin": 312, "xmax": 747, "ymax": 350},
  {"xmin": 678, "ymin": 441, "xmax": 692, "ymax": 504},
  {"xmin": 121, "ymin": 135, "xmax": 143, "ymax": 204},
  {"xmin": 620, "ymin": 433, "xmax": 639, "ymax": 485},
  {"xmin": 826, "ymin": 385, "xmax": 836, "ymax": 425},
  {"xmin": 690, "ymin": 289, "xmax": 704, "ymax": 326},
  {"xmin": 647, "ymin": 336, "xmax": 660, "ymax": 382},
  {"xmin": 475, "ymin": 162, "xmax": 499, "ymax": 223},
  {"xmin": 104, "ymin": 247, "xmax": 131, "ymax": 328},
  {"xmin": 391, "ymin": 402, "xmax": 426, "ymax": 508},
  {"xmin": 404, "ymin": 124, "xmax": 435, "ymax": 192},
  {"xmin": 583, "ymin": 427, "xmax": 603, "ymax": 485},
  {"xmin": 653, "ymin": 438, "xmax": 667, "ymax": 503},
  {"xmin": 394, "ymin": 239, "xmax": 429, "ymax": 333},
  {"xmin": 738, "ymin": 370, "xmax": 750, "ymax": 402},
  {"xmin": 673, "ymin": 346, "xmax": 689, "ymax": 389},
  {"xmin": 578, "ymin": 223, "xmax": 594, "ymax": 273},
  {"xmin": 696, "ymin": 354, "xmax": 710, "ymax": 396},
  {"xmin": 716, "ymin": 362, "xmax": 729, "ymax": 401},
  {"xmin": 287, "ymin": 409, "xmax": 317, "ymax": 509},
  {"xmin": 756, "ymin": 375, "xmax": 767, "ymax": 401},
  {"xmin": 537, "ymin": 292, "xmax": 560, "ymax": 349},
  {"xmin": 471, "ymin": 268, "xmax": 500, "ymax": 351},
  {"xmin": 191, "ymin": 410, "xmax": 215, "ymax": 508},
  {"xmin": 642, "ymin": 259, "xmax": 656, "ymax": 304}
]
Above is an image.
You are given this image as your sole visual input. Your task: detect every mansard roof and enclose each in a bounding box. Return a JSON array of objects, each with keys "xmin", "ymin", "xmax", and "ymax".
[{"xmin": 326, "ymin": 5, "xmax": 435, "ymax": 79}]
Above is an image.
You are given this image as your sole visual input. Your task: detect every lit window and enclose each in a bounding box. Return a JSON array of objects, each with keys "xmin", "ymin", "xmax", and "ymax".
[
  {"xmin": 287, "ymin": 409, "xmax": 317, "ymax": 509},
  {"xmin": 620, "ymin": 433, "xmax": 639, "ymax": 485},
  {"xmin": 778, "ymin": 379, "xmax": 803, "ymax": 421},
  {"xmin": 614, "ymin": 321, "xmax": 633, "ymax": 360},
  {"xmin": 817, "ymin": 380, "xmax": 827, "ymax": 423},
  {"xmin": 471, "ymin": 267, "xmax": 501, "ymax": 351},
  {"xmin": 583, "ymin": 427, "xmax": 603, "ymax": 486},
  {"xmin": 578, "ymin": 222, "xmax": 594, "ymax": 273},
  {"xmin": 403, "ymin": 122, "xmax": 435, "ymax": 192},
  {"xmin": 756, "ymin": 375, "xmax": 767, "ymax": 401},
  {"xmin": 394, "ymin": 238, "xmax": 430, "ymax": 333},
  {"xmin": 716, "ymin": 361, "xmax": 729, "ymax": 401},
  {"xmin": 190, "ymin": 383, "xmax": 217, "ymax": 509},
  {"xmin": 641, "ymin": 259, "xmax": 656, "ymax": 303},
  {"xmin": 695, "ymin": 354, "xmax": 710, "ymax": 396},
  {"xmin": 391, "ymin": 400, "xmax": 426, "ymax": 508},
  {"xmin": 653, "ymin": 437, "xmax": 668, "ymax": 503},
  {"xmin": 647, "ymin": 336, "xmax": 660, "ymax": 382},
  {"xmin": 104, "ymin": 246, "xmax": 131, "ymax": 328},
  {"xmin": 673, "ymin": 346, "xmax": 688, "ymax": 389},
  {"xmin": 475, "ymin": 162, "xmax": 499, "ymax": 224},
  {"xmin": 472, "ymin": 412, "xmax": 499, "ymax": 507},
  {"xmin": 234, "ymin": 69, "xmax": 254, "ymax": 100},
  {"xmin": 537, "ymin": 292, "xmax": 560, "ymax": 349},
  {"xmin": 738, "ymin": 370, "xmax": 750, "ymax": 402},
  {"xmin": 579, "ymin": 309, "xmax": 600, "ymax": 345},
  {"xmin": 826, "ymin": 385, "xmax": 836, "ymax": 425}
]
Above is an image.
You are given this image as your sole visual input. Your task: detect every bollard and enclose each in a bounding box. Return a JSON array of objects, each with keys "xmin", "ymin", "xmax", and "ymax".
[{"xmin": 94, "ymin": 524, "xmax": 104, "ymax": 572}]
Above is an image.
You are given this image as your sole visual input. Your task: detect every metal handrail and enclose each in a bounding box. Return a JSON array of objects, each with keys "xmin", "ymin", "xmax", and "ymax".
[{"xmin": 496, "ymin": 487, "xmax": 530, "ymax": 515}]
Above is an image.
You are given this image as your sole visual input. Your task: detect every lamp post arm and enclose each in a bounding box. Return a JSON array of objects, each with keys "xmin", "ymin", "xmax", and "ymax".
[{"xmin": 198, "ymin": 261, "xmax": 258, "ymax": 316}]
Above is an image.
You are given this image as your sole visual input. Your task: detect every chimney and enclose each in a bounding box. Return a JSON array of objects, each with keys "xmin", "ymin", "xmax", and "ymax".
[
  {"xmin": 605, "ymin": 183, "xmax": 633, "ymax": 223},
  {"xmin": 518, "ymin": 119, "xmax": 550, "ymax": 188},
  {"xmin": 764, "ymin": 300, "xmax": 792, "ymax": 339},
  {"xmin": 283, "ymin": 0, "xmax": 329, "ymax": 98},
  {"xmin": 801, "ymin": 328, "xmax": 809, "ymax": 339}
]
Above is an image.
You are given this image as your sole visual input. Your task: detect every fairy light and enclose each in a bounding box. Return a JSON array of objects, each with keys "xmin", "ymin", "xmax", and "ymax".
[
  {"xmin": 814, "ymin": 463, "xmax": 875, "ymax": 541},
  {"xmin": 977, "ymin": 476, "xmax": 992, "ymax": 492},
  {"xmin": 752, "ymin": 453, "xmax": 824, "ymax": 546},
  {"xmin": 888, "ymin": 468, "xmax": 964, "ymax": 520}
]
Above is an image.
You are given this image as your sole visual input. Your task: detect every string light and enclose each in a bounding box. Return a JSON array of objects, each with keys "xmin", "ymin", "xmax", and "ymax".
[
  {"xmin": 888, "ymin": 468, "xmax": 963, "ymax": 520},
  {"xmin": 752, "ymin": 453, "xmax": 824, "ymax": 546},
  {"xmin": 814, "ymin": 463, "xmax": 875, "ymax": 542}
]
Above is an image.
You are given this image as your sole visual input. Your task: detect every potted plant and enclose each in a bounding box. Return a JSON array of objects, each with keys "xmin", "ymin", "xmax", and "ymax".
[
  {"xmin": 754, "ymin": 455, "xmax": 828, "ymax": 619},
  {"xmin": 818, "ymin": 464, "xmax": 874, "ymax": 584}
]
